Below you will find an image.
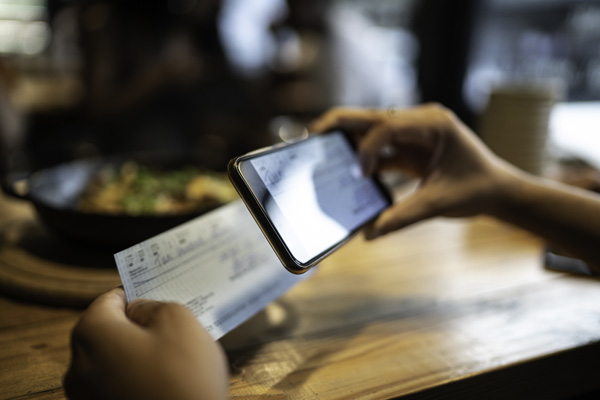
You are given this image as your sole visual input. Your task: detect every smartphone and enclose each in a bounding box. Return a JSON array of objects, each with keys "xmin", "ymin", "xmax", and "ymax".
[
  {"xmin": 228, "ymin": 130, "xmax": 392, "ymax": 274},
  {"xmin": 544, "ymin": 247, "xmax": 594, "ymax": 276}
]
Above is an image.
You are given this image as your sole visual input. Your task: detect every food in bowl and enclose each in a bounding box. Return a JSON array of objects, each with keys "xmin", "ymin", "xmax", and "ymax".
[{"xmin": 78, "ymin": 161, "xmax": 237, "ymax": 215}]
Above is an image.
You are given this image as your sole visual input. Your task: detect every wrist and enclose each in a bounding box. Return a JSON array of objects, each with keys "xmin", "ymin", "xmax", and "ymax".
[{"xmin": 485, "ymin": 160, "xmax": 536, "ymax": 222}]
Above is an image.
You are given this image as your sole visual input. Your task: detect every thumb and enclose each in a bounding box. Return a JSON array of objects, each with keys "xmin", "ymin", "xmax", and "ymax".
[
  {"xmin": 127, "ymin": 298, "xmax": 202, "ymax": 337},
  {"xmin": 126, "ymin": 298, "xmax": 174, "ymax": 327},
  {"xmin": 364, "ymin": 187, "xmax": 442, "ymax": 239}
]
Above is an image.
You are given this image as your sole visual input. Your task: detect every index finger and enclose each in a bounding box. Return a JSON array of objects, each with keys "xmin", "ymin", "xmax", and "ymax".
[{"xmin": 309, "ymin": 107, "xmax": 384, "ymax": 134}]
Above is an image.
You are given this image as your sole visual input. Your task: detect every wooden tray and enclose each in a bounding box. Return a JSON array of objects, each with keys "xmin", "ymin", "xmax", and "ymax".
[{"xmin": 0, "ymin": 195, "xmax": 121, "ymax": 307}]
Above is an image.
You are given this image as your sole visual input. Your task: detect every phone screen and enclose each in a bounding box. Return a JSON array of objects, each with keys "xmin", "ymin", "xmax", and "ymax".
[{"xmin": 236, "ymin": 131, "xmax": 391, "ymax": 266}]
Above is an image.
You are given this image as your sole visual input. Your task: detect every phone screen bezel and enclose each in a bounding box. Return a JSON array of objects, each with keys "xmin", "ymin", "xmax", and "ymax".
[{"xmin": 227, "ymin": 131, "xmax": 392, "ymax": 274}]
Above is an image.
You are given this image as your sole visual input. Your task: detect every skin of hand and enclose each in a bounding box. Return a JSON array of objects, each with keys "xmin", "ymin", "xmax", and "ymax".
[
  {"xmin": 63, "ymin": 288, "xmax": 229, "ymax": 400},
  {"xmin": 310, "ymin": 103, "xmax": 518, "ymax": 238},
  {"xmin": 311, "ymin": 103, "xmax": 600, "ymax": 271}
]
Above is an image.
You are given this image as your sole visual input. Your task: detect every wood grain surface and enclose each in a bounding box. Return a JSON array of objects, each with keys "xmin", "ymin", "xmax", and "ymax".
[{"xmin": 1, "ymin": 192, "xmax": 600, "ymax": 399}]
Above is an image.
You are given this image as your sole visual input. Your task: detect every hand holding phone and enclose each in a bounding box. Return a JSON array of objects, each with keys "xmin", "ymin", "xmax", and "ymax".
[{"xmin": 228, "ymin": 131, "xmax": 392, "ymax": 274}]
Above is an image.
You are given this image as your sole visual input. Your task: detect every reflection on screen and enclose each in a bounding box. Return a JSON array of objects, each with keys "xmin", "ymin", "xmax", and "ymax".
[{"xmin": 248, "ymin": 132, "xmax": 389, "ymax": 263}]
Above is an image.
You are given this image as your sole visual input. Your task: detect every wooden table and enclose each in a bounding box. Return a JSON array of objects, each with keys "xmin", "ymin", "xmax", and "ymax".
[{"xmin": 2, "ymin": 191, "xmax": 600, "ymax": 399}]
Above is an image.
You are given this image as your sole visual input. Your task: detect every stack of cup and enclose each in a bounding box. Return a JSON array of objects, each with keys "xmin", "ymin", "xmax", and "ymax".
[{"xmin": 478, "ymin": 84, "xmax": 561, "ymax": 176}]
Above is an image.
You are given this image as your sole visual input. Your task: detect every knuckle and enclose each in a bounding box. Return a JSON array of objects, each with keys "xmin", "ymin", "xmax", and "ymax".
[
  {"xmin": 329, "ymin": 107, "xmax": 348, "ymax": 122},
  {"xmin": 424, "ymin": 102, "xmax": 451, "ymax": 114},
  {"xmin": 423, "ymin": 102, "xmax": 445, "ymax": 111},
  {"xmin": 422, "ymin": 102, "xmax": 458, "ymax": 127}
]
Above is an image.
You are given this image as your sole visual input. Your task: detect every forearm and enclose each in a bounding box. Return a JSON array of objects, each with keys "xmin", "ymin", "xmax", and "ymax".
[{"xmin": 492, "ymin": 169, "xmax": 600, "ymax": 271}]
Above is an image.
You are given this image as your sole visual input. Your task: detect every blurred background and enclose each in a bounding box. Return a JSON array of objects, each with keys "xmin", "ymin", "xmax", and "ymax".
[{"xmin": 1, "ymin": 0, "xmax": 599, "ymax": 176}]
